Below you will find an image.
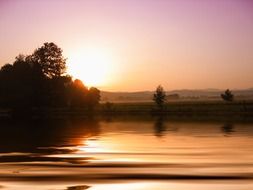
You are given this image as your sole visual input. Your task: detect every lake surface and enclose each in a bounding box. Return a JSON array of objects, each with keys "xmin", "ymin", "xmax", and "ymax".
[{"xmin": 0, "ymin": 117, "xmax": 253, "ymax": 189}]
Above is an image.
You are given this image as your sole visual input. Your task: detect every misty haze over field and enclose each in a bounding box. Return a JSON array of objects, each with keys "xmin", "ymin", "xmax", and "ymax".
[{"xmin": 101, "ymin": 88, "xmax": 253, "ymax": 102}]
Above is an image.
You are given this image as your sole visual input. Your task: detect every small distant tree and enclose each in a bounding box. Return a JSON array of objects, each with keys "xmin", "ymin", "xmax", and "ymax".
[
  {"xmin": 221, "ymin": 89, "xmax": 234, "ymax": 102},
  {"xmin": 153, "ymin": 85, "xmax": 166, "ymax": 109}
]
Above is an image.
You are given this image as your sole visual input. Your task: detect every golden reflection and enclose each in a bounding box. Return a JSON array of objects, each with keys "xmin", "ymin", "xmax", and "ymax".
[
  {"xmin": 78, "ymin": 138, "xmax": 140, "ymax": 162},
  {"xmin": 90, "ymin": 182, "xmax": 151, "ymax": 190},
  {"xmin": 78, "ymin": 139, "xmax": 113, "ymax": 153}
]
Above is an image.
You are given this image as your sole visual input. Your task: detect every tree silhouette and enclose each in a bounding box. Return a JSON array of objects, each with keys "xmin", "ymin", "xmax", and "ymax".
[
  {"xmin": 0, "ymin": 42, "xmax": 100, "ymax": 111},
  {"xmin": 221, "ymin": 89, "xmax": 234, "ymax": 102},
  {"xmin": 87, "ymin": 87, "xmax": 100, "ymax": 109},
  {"xmin": 31, "ymin": 42, "xmax": 66, "ymax": 78},
  {"xmin": 69, "ymin": 79, "xmax": 89, "ymax": 107},
  {"xmin": 1, "ymin": 63, "xmax": 13, "ymax": 73},
  {"xmin": 68, "ymin": 80, "xmax": 100, "ymax": 108},
  {"xmin": 153, "ymin": 85, "xmax": 166, "ymax": 109}
]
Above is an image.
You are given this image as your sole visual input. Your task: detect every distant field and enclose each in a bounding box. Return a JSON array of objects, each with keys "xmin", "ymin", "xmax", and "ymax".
[
  {"xmin": 100, "ymin": 89, "xmax": 253, "ymax": 103},
  {"xmin": 99, "ymin": 100, "xmax": 253, "ymax": 116}
]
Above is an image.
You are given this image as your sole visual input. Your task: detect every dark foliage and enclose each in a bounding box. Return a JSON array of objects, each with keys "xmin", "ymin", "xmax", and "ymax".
[
  {"xmin": 0, "ymin": 42, "xmax": 100, "ymax": 110},
  {"xmin": 153, "ymin": 85, "xmax": 166, "ymax": 109},
  {"xmin": 221, "ymin": 89, "xmax": 234, "ymax": 102},
  {"xmin": 31, "ymin": 42, "xmax": 67, "ymax": 78}
]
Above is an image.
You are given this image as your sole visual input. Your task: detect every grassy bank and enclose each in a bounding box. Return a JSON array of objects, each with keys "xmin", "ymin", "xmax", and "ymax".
[
  {"xmin": 1, "ymin": 100, "xmax": 253, "ymax": 119},
  {"xmin": 99, "ymin": 100, "xmax": 253, "ymax": 116}
]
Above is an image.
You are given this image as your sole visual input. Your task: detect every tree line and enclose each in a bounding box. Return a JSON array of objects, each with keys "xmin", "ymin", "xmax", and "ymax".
[
  {"xmin": 0, "ymin": 42, "xmax": 100, "ymax": 110},
  {"xmin": 153, "ymin": 85, "xmax": 235, "ymax": 109}
]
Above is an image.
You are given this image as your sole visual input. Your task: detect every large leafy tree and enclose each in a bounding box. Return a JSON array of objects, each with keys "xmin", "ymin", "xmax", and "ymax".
[
  {"xmin": 31, "ymin": 42, "xmax": 66, "ymax": 78},
  {"xmin": 153, "ymin": 85, "xmax": 166, "ymax": 109},
  {"xmin": 0, "ymin": 42, "xmax": 101, "ymax": 110}
]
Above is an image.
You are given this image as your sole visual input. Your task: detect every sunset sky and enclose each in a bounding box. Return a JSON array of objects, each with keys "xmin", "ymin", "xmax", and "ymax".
[{"xmin": 0, "ymin": 0, "xmax": 253, "ymax": 91}]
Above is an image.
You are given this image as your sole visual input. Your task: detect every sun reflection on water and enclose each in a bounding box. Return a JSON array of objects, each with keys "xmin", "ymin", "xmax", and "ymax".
[
  {"xmin": 90, "ymin": 182, "xmax": 152, "ymax": 190},
  {"xmin": 79, "ymin": 139, "xmax": 113, "ymax": 153},
  {"xmin": 77, "ymin": 138, "xmax": 142, "ymax": 162}
]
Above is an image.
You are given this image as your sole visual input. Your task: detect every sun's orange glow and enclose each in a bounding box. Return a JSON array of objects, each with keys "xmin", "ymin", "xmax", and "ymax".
[
  {"xmin": 67, "ymin": 47, "xmax": 116, "ymax": 87},
  {"xmin": 90, "ymin": 183, "xmax": 153, "ymax": 190},
  {"xmin": 79, "ymin": 139, "xmax": 108, "ymax": 153},
  {"xmin": 78, "ymin": 138, "xmax": 141, "ymax": 162}
]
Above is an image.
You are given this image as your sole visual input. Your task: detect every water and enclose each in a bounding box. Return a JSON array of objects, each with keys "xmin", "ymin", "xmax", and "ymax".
[{"xmin": 0, "ymin": 117, "xmax": 253, "ymax": 189}]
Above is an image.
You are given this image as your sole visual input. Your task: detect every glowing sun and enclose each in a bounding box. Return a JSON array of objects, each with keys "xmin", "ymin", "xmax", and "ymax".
[{"xmin": 67, "ymin": 47, "xmax": 115, "ymax": 87}]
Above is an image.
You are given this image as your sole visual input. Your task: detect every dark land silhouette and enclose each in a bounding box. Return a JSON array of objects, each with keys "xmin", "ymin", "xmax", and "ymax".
[
  {"xmin": 1, "ymin": 43, "xmax": 253, "ymax": 118},
  {"xmin": 0, "ymin": 42, "xmax": 100, "ymax": 114}
]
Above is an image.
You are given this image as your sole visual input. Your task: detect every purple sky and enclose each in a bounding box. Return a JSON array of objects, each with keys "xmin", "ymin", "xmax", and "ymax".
[{"xmin": 0, "ymin": 0, "xmax": 253, "ymax": 91}]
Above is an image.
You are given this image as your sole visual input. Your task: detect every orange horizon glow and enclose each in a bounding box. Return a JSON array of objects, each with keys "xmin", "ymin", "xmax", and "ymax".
[
  {"xmin": 67, "ymin": 46, "xmax": 119, "ymax": 88},
  {"xmin": 1, "ymin": 0, "xmax": 253, "ymax": 91}
]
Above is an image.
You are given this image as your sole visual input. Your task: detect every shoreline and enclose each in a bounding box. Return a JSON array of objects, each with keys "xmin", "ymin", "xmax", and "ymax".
[{"xmin": 0, "ymin": 100, "xmax": 253, "ymax": 120}]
